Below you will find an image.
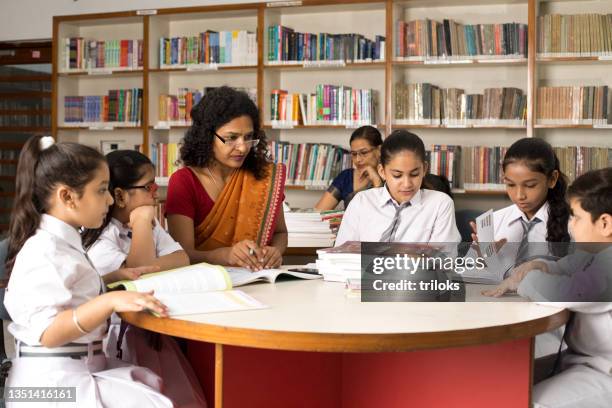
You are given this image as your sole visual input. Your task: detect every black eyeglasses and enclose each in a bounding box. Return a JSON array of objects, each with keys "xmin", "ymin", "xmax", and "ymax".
[
  {"xmin": 124, "ymin": 182, "xmax": 159, "ymax": 194},
  {"xmin": 214, "ymin": 131, "xmax": 260, "ymax": 148}
]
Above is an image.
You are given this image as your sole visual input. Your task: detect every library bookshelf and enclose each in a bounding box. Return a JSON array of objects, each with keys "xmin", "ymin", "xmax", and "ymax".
[{"xmin": 52, "ymin": 0, "xmax": 611, "ymax": 210}]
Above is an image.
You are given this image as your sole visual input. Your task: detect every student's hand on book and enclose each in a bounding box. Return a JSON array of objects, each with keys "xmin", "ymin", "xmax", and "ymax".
[
  {"xmin": 228, "ymin": 240, "xmax": 264, "ymax": 271},
  {"xmin": 129, "ymin": 205, "xmax": 156, "ymax": 228},
  {"xmin": 108, "ymin": 290, "xmax": 169, "ymax": 317},
  {"xmin": 104, "ymin": 265, "xmax": 161, "ymax": 284},
  {"xmin": 481, "ymin": 273, "xmax": 522, "ymax": 298},
  {"xmin": 261, "ymin": 246, "xmax": 282, "ymax": 269}
]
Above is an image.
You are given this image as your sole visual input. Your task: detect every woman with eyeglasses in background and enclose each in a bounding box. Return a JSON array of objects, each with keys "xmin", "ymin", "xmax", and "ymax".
[
  {"xmin": 165, "ymin": 86, "xmax": 287, "ymax": 271},
  {"xmin": 314, "ymin": 125, "xmax": 383, "ymax": 211}
]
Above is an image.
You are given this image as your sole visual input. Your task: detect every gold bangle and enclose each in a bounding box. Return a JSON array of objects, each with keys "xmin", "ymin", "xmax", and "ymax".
[{"xmin": 72, "ymin": 308, "xmax": 90, "ymax": 335}]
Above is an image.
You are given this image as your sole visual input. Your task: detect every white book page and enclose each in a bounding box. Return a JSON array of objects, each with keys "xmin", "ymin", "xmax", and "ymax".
[
  {"xmin": 132, "ymin": 263, "xmax": 230, "ymax": 294},
  {"xmin": 226, "ymin": 267, "xmax": 321, "ymax": 287},
  {"xmin": 155, "ymin": 290, "xmax": 267, "ymax": 316},
  {"xmin": 475, "ymin": 209, "xmax": 495, "ymax": 257}
]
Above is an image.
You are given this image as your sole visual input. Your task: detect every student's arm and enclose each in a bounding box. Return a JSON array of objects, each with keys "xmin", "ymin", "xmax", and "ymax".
[
  {"xmin": 314, "ymin": 192, "xmax": 340, "ymax": 211},
  {"xmin": 167, "ymin": 214, "xmax": 261, "ymax": 270},
  {"xmin": 40, "ymin": 291, "xmax": 166, "ymax": 348},
  {"xmin": 125, "ymin": 205, "xmax": 157, "ymax": 268}
]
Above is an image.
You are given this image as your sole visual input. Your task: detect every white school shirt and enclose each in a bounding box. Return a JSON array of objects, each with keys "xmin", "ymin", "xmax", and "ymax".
[
  {"xmin": 4, "ymin": 214, "xmax": 107, "ymax": 346},
  {"xmin": 335, "ymin": 187, "xmax": 461, "ymax": 246},
  {"xmin": 518, "ymin": 246, "xmax": 612, "ymax": 375},
  {"xmin": 88, "ymin": 217, "xmax": 183, "ymax": 276}
]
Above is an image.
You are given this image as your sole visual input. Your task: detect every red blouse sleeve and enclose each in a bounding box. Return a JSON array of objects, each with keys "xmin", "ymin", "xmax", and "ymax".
[{"xmin": 165, "ymin": 168, "xmax": 197, "ymax": 221}]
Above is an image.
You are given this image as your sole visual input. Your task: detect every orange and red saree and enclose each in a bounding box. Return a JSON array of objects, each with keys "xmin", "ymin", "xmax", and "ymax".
[{"xmin": 194, "ymin": 162, "xmax": 285, "ymax": 251}]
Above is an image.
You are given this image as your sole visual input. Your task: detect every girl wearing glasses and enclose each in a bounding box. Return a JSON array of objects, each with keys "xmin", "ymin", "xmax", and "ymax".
[
  {"xmin": 315, "ymin": 125, "xmax": 383, "ymax": 211},
  {"xmin": 165, "ymin": 86, "xmax": 287, "ymax": 271},
  {"xmin": 83, "ymin": 150, "xmax": 206, "ymax": 408}
]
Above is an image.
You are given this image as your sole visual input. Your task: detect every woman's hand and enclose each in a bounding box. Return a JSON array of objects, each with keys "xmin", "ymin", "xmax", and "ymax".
[
  {"xmin": 103, "ymin": 265, "xmax": 160, "ymax": 284},
  {"xmin": 261, "ymin": 246, "xmax": 283, "ymax": 269},
  {"xmin": 355, "ymin": 166, "xmax": 382, "ymax": 191},
  {"xmin": 108, "ymin": 290, "xmax": 168, "ymax": 317},
  {"xmin": 227, "ymin": 240, "xmax": 264, "ymax": 271}
]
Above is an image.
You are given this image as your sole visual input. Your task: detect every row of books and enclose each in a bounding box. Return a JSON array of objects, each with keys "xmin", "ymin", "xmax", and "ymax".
[
  {"xmin": 0, "ymin": 82, "xmax": 51, "ymax": 92},
  {"xmin": 156, "ymin": 87, "xmax": 257, "ymax": 126},
  {"xmin": 396, "ymin": 19, "xmax": 527, "ymax": 60},
  {"xmin": 270, "ymin": 86, "xmax": 377, "ymax": 126},
  {"xmin": 158, "ymin": 89, "xmax": 203, "ymax": 124},
  {"xmin": 0, "ymin": 114, "xmax": 50, "ymax": 127},
  {"xmin": 461, "ymin": 145, "xmax": 612, "ymax": 190},
  {"xmin": 554, "ymin": 146, "xmax": 612, "ymax": 183},
  {"xmin": 426, "ymin": 145, "xmax": 461, "ymax": 188},
  {"xmin": 63, "ymin": 89, "xmax": 143, "ymax": 125},
  {"xmin": 536, "ymin": 86, "xmax": 612, "ymax": 125},
  {"xmin": 150, "ymin": 143, "xmax": 180, "ymax": 178},
  {"xmin": 538, "ymin": 14, "xmax": 612, "ymax": 56},
  {"xmin": 269, "ymin": 141, "xmax": 351, "ymax": 187},
  {"xmin": 394, "ymin": 84, "xmax": 526, "ymax": 125},
  {"xmin": 63, "ymin": 38, "xmax": 144, "ymax": 71},
  {"xmin": 0, "ymin": 150, "xmax": 18, "ymax": 160},
  {"xmin": 0, "ymin": 100, "xmax": 50, "ymax": 110},
  {"xmin": 159, "ymin": 30, "xmax": 257, "ymax": 67},
  {"xmin": 267, "ymin": 25, "xmax": 385, "ymax": 63}
]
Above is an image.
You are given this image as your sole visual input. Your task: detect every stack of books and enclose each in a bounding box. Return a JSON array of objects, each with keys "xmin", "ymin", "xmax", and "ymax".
[
  {"xmin": 316, "ymin": 241, "xmax": 361, "ymax": 283},
  {"xmin": 284, "ymin": 209, "xmax": 341, "ymax": 248}
]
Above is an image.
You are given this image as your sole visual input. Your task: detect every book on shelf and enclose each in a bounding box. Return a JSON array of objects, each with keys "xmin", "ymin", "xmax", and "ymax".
[
  {"xmin": 0, "ymin": 99, "xmax": 50, "ymax": 111},
  {"xmin": 537, "ymin": 13, "xmax": 612, "ymax": 58},
  {"xmin": 159, "ymin": 30, "xmax": 257, "ymax": 68},
  {"xmin": 267, "ymin": 25, "xmax": 385, "ymax": 63},
  {"xmin": 394, "ymin": 83, "xmax": 526, "ymax": 126},
  {"xmin": 63, "ymin": 88, "xmax": 143, "ymax": 126},
  {"xmin": 0, "ymin": 114, "xmax": 50, "ymax": 127},
  {"xmin": 63, "ymin": 38, "xmax": 143, "ymax": 71},
  {"xmin": 157, "ymin": 87, "xmax": 256, "ymax": 125},
  {"xmin": 553, "ymin": 146, "xmax": 612, "ymax": 183},
  {"xmin": 395, "ymin": 19, "xmax": 527, "ymax": 61},
  {"xmin": 537, "ymin": 86, "xmax": 612, "ymax": 126},
  {"xmin": 149, "ymin": 143, "xmax": 180, "ymax": 178},
  {"xmin": 269, "ymin": 141, "xmax": 351, "ymax": 187},
  {"xmin": 270, "ymin": 85, "xmax": 377, "ymax": 127},
  {"xmin": 107, "ymin": 262, "xmax": 320, "ymax": 316},
  {"xmin": 462, "ymin": 146, "xmax": 508, "ymax": 191},
  {"xmin": 426, "ymin": 145, "xmax": 461, "ymax": 188}
]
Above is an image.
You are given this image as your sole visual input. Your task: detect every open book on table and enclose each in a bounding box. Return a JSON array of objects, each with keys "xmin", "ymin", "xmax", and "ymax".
[{"xmin": 108, "ymin": 263, "xmax": 321, "ymax": 316}]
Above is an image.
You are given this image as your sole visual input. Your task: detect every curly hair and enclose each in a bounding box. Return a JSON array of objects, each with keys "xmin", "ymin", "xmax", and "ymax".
[{"xmin": 180, "ymin": 86, "xmax": 270, "ymax": 180}]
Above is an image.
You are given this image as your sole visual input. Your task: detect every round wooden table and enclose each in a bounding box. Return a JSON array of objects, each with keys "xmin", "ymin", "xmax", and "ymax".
[{"xmin": 122, "ymin": 279, "xmax": 568, "ymax": 408}]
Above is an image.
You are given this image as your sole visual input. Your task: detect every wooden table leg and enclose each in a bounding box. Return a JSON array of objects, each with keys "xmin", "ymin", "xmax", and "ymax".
[{"xmin": 215, "ymin": 343, "xmax": 223, "ymax": 408}]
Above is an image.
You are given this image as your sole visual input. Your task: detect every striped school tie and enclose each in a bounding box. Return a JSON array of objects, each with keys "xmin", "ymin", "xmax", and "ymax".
[
  {"xmin": 514, "ymin": 217, "xmax": 542, "ymax": 266},
  {"xmin": 379, "ymin": 201, "xmax": 411, "ymax": 242}
]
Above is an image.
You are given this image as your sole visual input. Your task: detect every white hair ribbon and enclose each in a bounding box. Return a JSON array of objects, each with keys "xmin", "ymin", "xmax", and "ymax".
[{"xmin": 39, "ymin": 136, "xmax": 56, "ymax": 151}]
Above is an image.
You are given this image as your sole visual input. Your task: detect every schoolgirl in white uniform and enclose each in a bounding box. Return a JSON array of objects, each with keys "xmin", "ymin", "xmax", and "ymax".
[
  {"xmin": 335, "ymin": 130, "xmax": 461, "ymax": 246},
  {"xmin": 485, "ymin": 168, "xmax": 612, "ymax": 408},
  {"xmin": 85, "ymin": 149, "xmax": 206, "ymax": 408},
  {"xmin": 469, "ymin": 138, "xmax": 572, "ymax": 358},
  {"xmin": 3, "ymin": 135, "xmax": 172, "ymax": 407}
]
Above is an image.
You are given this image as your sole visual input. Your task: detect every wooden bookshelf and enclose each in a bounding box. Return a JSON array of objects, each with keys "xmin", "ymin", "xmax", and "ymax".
[{"xmin": 51, "ymin": 0, "xmax": 612, "ymax": 210}]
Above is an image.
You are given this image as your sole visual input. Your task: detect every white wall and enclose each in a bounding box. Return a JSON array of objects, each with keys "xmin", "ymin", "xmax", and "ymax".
[{"xmin": 0, "ymin": 0, "xmax": 262, "ymax": 41}]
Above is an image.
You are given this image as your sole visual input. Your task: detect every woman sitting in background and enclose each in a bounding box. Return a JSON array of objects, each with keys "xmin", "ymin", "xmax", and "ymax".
[{"xmin": 314, "ymin": 125, "xmax": 383, "ymax": 210}]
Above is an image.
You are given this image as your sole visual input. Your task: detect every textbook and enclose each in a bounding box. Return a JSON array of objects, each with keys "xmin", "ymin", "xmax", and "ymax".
[{"xmin": 108, "ymin": 263, "xmax": 320, "ymax": 316}]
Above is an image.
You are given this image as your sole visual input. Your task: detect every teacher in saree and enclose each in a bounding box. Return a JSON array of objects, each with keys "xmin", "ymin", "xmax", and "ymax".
[{"xmin": 165, "ymin": 86, "xmax": 287, "ymax": 270}]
